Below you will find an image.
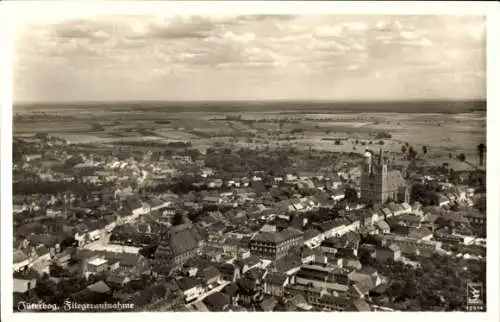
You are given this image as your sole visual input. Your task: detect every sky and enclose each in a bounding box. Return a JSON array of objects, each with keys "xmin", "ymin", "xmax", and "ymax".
[{"xmin": 13, "ymin": 12, "xmax": 486, "ymax": 102}]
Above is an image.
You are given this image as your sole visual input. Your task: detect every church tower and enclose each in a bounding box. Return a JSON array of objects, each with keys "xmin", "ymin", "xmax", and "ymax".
[{"xmin": 360, "ymin": 148, "xmax": 388, "ymax": 205}]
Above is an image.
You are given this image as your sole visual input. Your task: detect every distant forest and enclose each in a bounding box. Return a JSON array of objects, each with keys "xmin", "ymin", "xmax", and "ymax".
[{"xmin": 14, "ymin": 99, "xmax": 486, "ymax": 114}]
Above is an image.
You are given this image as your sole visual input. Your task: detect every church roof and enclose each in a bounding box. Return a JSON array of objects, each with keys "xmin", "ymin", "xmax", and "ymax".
[{"xmin": 387, "ymin": 170, "xmax": 407, "ymax": 190}]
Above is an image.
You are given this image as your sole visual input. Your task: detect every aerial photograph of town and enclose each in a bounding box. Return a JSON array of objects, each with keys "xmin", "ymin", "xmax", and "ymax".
[{"xmin": 7, "ymin": 6, "xmax": 489, "ymax": 314}]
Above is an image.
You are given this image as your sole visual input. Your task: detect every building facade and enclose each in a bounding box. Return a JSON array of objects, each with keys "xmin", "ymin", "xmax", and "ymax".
[
  {"xmin": 360, "ymin": 149, "xmax": 410, "ymax": 206},
  {"xmin": 249, "ymin": 228, "xmax": 304, "ymax": 260}
]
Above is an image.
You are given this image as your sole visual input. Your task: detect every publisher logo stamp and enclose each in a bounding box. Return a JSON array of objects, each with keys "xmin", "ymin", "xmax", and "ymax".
[{"xmin": 466, "ymin": 282, "xmax": 484, "ymax": 311}]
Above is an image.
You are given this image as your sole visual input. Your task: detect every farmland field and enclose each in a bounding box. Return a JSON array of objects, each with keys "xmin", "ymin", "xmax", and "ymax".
[{"xmin": 13, "ymin": 100, "xmax": 486, "ymax": 171}]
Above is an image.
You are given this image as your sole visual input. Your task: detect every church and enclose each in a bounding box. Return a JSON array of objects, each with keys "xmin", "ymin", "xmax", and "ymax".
[{"xmin": 360, "ymin": 148, "xmax": 410, "ymax": 206}]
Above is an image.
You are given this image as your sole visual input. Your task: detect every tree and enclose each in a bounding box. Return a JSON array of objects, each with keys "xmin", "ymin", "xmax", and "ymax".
[
  {"xmin": 172, "ymin": 213, "xmax": 186, "ymax": 226},
  {"xmin": 401, "ymin": 145, "xmax": 407, "ymax": 154},
  {"xmin": 422, "ymin": 146, "xmax": 428, "ymax": 155},
  {"xmin": 35, "ymin": 275, "xmax": 57, "ymax": 298},
  {"xmin": 408, "ymin": 146, "xmax": 417, "ymax": 160},
  {"xmin": 457, "ymin": 153, "xmax": 466, "ymax": 163},
  {"xmin": 448, "ymin": 152, "xmax": 453, "ymax": 160}
]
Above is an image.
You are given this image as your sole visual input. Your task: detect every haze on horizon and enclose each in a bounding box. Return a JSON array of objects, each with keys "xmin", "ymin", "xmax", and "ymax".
[{"xmin": 13, "ymin": 10, "xmax": 486, "ymax": 103}]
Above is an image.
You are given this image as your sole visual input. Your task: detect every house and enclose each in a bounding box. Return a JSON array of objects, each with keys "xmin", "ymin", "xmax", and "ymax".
[
  {"xmin": 345, "ymin": 213, "xmax": 361, "ymax": 231},
  {"xmin": 177, "ymin": 277, "xmax": 204, "ymax": 303},
  {"xmin": 303, "ymin": 228, "xmax": 324, "ymax": 248},
  {"xmin": 369, "ymin": 283, "xmax": 391, "ymax": 298},
  {"xmin": 381, "ymin": 234, "xmax": 440, "ymax": 254},
  {"xmin": 87, "ymin": 281, "xmax": 111, "ymax": 294},
  {"xmin": 421, "ymin": 213, "xmax": 440, "ymax": 232},
  {"xmin": 103, "ymin": 215, "xmax": 117, "ymax": 232},
  {"xmin": 259, "ymin": 295, "xmax": 279, "ymax": 312},
  {"xmin": 407, "ymin": 227, "xmax": 433, "ymax": 241},
  {"xmin": 375, "ymin": 244, "xmax": 401, "ymax": 262},
  {"xmin": 13, "ymin": 269, "xmax": 38, "ymax": 294},
  {"xmin": 249, "ymin": 228, "xmax": 304, "ymax": 260},
  {"xmin": 124, "ymin": 195, "xmax": 148, "ymax": 217},
  {"xmin": 74, "ymin": 223, "xmax": 90, "ymax": 246},
  {"xmin": 353, "ymin": 298, "xmax": 371, "ymax": 311},
  {"xmin": 463, "ymin": 211, "xmax": 486, "ymax": 226},
  {"xmin": 263, "ymin": 272, "xmax": 289, "ymax": 297},
  {"xmin": 235, "ymin": 255, "xmax": 262, "ymax": 274},
  {"xmin": 294, "ymin": 265, "xmax": 350, "ymax": 294},
  {"xmin": 245, "ymin": 267, "xmax": 268, "ymax": 286},
  {"xmin": 222, "ymin": 283, "xmax": 240, "ymax": 306},
  {"xmin": 320, "ymin": 237, "xmax": 342, "ymax": 256},
  {"xmin": 154, "ymin": 223, "xmax": 202, "ymax": 265},
  {"xmin": 107, "ymin": 272, "xmax": 131, "ymax": 288},
  {"xmin": 203, "ymin": 196, "xmax": 222, "ymax": 206},
  {"xmin": 374, "ymin": 220, "xmax": 390, "ymax": 234},
  {"xmin": 88, "ymin": 227, "xmax": 103, "ymax": 242},
  {"xmin": 381, "ymin": 207, "xmax": 393, "ymax": 219},
  {"xmin": 318, "ymin": 219, "xmax": 351, "ymax": 239},
  {"xmin": 203, "ymin": 292, "xmax": 230, "ymax": 312},
  {"xmin": 411, "ymin": 202, "xmax": 424, "ymax": 216},
  {"xmin": 113, "ymin": 253, "xmax": 150, "ymax": 275},
  {"xmin": 199, "ymin": 266, "xmax": 221, "ymax": 287},
  {"xmin": 218, "ymin": 263, "xmax": 241, "ymax": 282},
  {"xmin": 285, "ymin": 285, "xmax": 351, "ymax": 311},
  {"xmin": 274, "ymin": 254, "xmax": 302, "ymax": 275},
  {"xmin": 13, "ymin": 250, "xmax": 30, "ymax": 272},
  {"xmin": 237, "ymin": 277, "xmax": 262, "ymax": 305},
  {"xmin": 150, "ymin": 199, "xmax": 172, "ymax": 212},
  {"xmin": 341, "ymin": 231, "xmax": 361, "ymax": 252},
  {"xmin": 331, "ymin": 190, "xmax": 345, "ymax": 202},
  {"xmin": 341, "ymin": 258, "xmax": 362, "ymax": 270},
  {"xmin": 438, "ymin": 194, "xmax": 451, "ymax": 207},
  {"xmin": 86, "ymin": 257, "xmax": 109, "ymax": 276}
]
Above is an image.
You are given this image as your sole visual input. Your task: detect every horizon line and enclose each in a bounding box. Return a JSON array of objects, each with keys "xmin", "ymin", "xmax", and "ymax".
[{"xmin": 13, "ymin": 98, "xmax": 487, "ymax": 106}]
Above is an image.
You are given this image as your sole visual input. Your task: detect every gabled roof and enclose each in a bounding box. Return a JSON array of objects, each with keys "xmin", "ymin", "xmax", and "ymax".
[
  {"xmin": 388, "ymin": 243, "xmax": 400, "ymax": 252},
  {"xmin": 353, "ymin": 298, "xmax": 371, "ymax": 311},
  {"xmin": 387, "ymin": 170, "xmax": 407, "ymax": 190},
  {"xmin": 218, "ymin": 263, "xmax": 238, "ymax": 275},
  {"xmin": 87, "ymin": 281, "xmax": 111, "ymax": 293},
  {"xmin": 203, "ymin": 292, "xmax": 230, "ymax": 311},
  {"xmin": 168, "ymin": 225, "xmax": 201, "ymax": 256},
  {"xmin": 237, "ymin": 277, "xmax": 258, "ymax": 294},
  {"xmin": 236, "ymin": 255, "xmax": 261, "ymax": 268},
  {"xmin": 222, "ymin": 283, "xmax": 239, "ymax": 297},
  {"xmin": 375, "ymin": 220, "xmax": 390, "ymax": 231},
  {"xmin": 13, "ymin": 250, "xmax": 29, "ymax": 263},
  {"xmin": 35, "ymin": 246, "xmax": 50, "ymax": 257},
  {"xmin": 274, "ymin": 254, "xmax": 302, "ymax": 273},
  {"xmin": 381, "ymin": 208, "xmax": 392, "ymax": 217},
  {"xmin": 245, "ymin": 267, "xmax": 267, "ymax": 281},
  {"xmin": 177, "ymin": 277, "xmax": 202, "ymax": 291},
  {"xmin": 259, "ymin": 296, "xmax": 278, "ymax": 312},
  {"xmin": 124, "ymin": 195, "xmax": 143, "ymax": 211},
  {"xmin": 200, "ymin": 266, "xmax": 221, "ymax": 281},
  {"xmin": 303, "ymin": 228, "xmax": 321, "ymax": 240},
  {"xmin": 341, "ymin": 231, "xmax": 361, "ymax": 244},
  {"xmin": 264, "ymin": 272, "xmax": 288, "ymax": 285}
]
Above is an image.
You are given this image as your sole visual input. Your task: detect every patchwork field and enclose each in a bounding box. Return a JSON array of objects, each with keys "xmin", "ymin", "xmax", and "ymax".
[{"xmin": 13, "ymin": 101, "xmax": 486, "ymax": 171}]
